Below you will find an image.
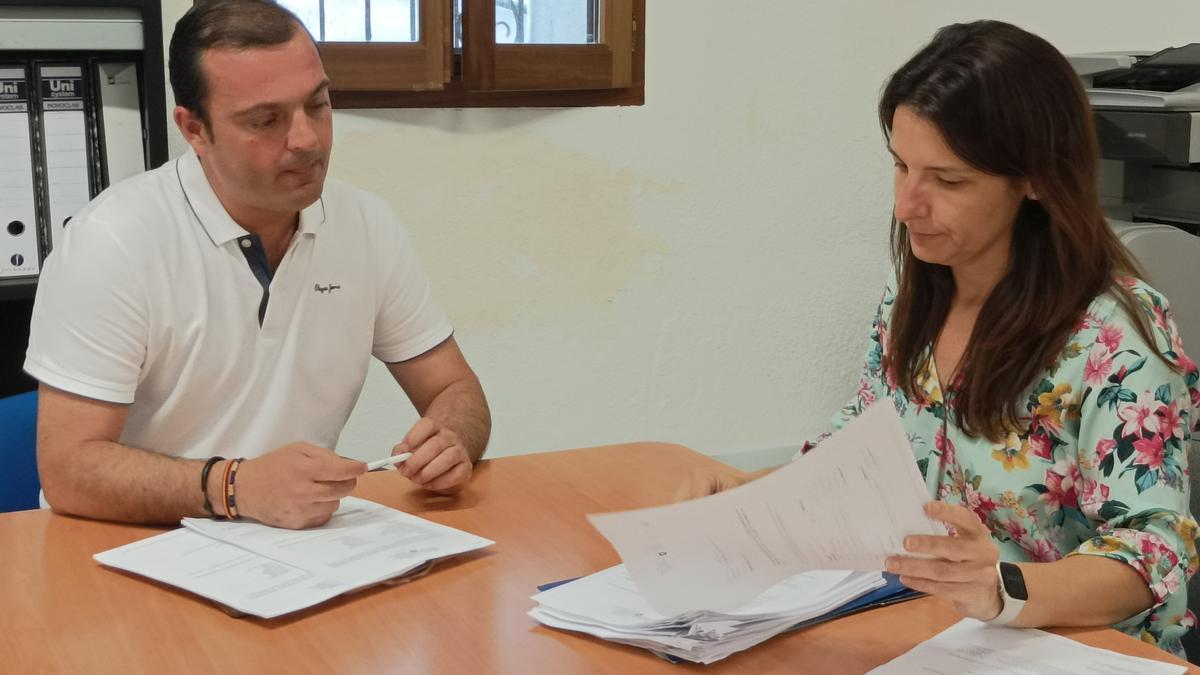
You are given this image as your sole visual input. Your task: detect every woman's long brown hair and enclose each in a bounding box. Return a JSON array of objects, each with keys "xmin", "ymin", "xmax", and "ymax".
[{"xmin": 879, "ymin": 20, "xmax": 1168, "ymax": 441}]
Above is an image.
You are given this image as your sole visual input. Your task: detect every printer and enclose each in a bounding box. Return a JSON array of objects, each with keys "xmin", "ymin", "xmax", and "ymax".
[{"xmin": 1069, "ymin": 45, "xmax": 1200, "ymax": 352}]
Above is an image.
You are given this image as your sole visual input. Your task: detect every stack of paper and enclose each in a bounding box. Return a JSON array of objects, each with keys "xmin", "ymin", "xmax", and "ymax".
[
  {"xmin": 530, "ymin": 564, "xmax": 885, "ymax": 664},
  {"xmin": 94, "ymin": 497, "xmax": 493, "ymax": 618}
]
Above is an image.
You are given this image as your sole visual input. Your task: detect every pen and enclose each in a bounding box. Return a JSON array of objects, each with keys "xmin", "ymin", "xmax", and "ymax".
[{"xmin": 366, "ymin": 452, "xmax": 413, "ymax": 472}]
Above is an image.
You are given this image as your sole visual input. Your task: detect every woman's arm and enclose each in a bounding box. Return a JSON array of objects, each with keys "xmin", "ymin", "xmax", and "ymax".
[
  {"xmin": 894, "ymin": 286, "xmax": 1199, "ymax": 629},
  {"xmin": 888, "ymin": 501, "xmax": 1154, "ymax": 626},
  {"xmin": 1012, "ymin": 554, "xmax": 1152, "ymax": 627}
]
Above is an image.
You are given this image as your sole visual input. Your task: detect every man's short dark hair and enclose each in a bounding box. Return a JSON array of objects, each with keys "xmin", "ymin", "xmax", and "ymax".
[{"xmin": 168, "ymin": 0, "xmax": 308, "ymax": 128}]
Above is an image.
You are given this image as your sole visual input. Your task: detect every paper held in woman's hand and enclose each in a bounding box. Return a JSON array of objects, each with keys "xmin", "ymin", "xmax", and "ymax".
[{"xmin": 587, "ymin": 402, "xmax": 945, "ymax": 617}]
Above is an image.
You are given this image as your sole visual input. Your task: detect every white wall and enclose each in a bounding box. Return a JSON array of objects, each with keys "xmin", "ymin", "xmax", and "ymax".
[{"xmin": 156, "ymin": 1, "xmax": 1200, "ymax": 462}]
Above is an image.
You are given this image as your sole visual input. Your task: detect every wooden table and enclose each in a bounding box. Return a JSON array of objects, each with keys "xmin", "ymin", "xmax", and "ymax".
[{"xmin": 2, "ymin": 444, "xmax": 1194, "ymax": 673}]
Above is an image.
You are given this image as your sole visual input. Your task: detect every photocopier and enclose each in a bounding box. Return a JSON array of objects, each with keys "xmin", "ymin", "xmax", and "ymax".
[{"xmin": 1070, "ymin": 45, "xmax": 1200, "ymax": 351}]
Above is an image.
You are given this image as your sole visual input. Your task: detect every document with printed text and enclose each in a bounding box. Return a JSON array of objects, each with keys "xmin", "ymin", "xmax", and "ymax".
[
  {"xmin": 588, "ymin": 402, "xmax": 944, "ymax": 616},
  {"xmin": 95, "ymin": 497, "xmax": 493, "ymax": 618},
  {"xmin": 180, "ymin": 497, "xmax": 490, "ymax": 586}
]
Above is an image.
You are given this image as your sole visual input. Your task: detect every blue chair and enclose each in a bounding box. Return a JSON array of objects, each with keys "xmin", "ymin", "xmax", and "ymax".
[{"xmin": 0, "ymin": 390, "xmax": 39, "ymax": 512}]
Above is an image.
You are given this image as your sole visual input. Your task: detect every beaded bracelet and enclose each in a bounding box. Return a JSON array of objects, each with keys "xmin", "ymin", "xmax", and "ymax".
[
  {"xmin": 199, "ymin": 456, "xmax": 225, "ymax": 516},
  {"xmin": 222, "ymin": 458, "xmax": 245, "ymax": 520}
]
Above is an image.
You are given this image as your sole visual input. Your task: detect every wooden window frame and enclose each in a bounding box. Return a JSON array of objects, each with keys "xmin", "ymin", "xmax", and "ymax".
[
  {"xmin": 326, "ymin": 0, "xmax": 644, "ymax": 109},
  {"xmin": 317, "ymin": 0, "xmax": 450, "ymax": 92}
]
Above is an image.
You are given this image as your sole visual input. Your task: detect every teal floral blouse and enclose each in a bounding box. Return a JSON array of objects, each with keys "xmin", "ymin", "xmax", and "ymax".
[{"xmin": 812, "ymin": 277, "xmax": 1200, "ymax": 655}]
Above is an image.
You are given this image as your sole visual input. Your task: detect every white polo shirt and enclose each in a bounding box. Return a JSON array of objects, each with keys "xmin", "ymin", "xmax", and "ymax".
[{"xmin": 25, "ymin": 150, "xmax": 452, "ymax": 459}]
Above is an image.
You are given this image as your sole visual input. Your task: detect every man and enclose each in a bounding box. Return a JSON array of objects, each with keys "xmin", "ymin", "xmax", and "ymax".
[{"xmin": 24, "ymin": 0, "xmax": 489, "ymax": 529}]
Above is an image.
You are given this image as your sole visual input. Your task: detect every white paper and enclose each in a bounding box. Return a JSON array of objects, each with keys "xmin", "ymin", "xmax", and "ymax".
[
  {"xmin": 533, "ymin": 566, "xmax": 873, "ymax": 628},
  {"xmin": 95, "ymin": 497, "xmax": 493, "ymax": 618},
  {"xmin": 869, "ymin": 618, "xmax": 1185, "ymax": 674},
  {"xmin": 181, "ymin": 497, "xmax": 494, "ymax": 586},
  {"xmin": 93, "ymin": 528, "xmax": 355, "ymax": 619},
  {"xmin": 588, "ymin": 402, "xmax": 943, "ymax": 616},
  {"xmin": 529, "ymin": 564, "xmax": 886, "ymax": 665}
]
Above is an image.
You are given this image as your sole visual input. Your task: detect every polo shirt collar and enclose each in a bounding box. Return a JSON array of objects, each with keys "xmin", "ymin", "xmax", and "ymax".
[
  {"xmin": 176, "ymin": 149, "xmax": 326, "ymax": 247},
  {"xmin": 298, "ymin": 195, "xmax": 326, "ymax": 236}
]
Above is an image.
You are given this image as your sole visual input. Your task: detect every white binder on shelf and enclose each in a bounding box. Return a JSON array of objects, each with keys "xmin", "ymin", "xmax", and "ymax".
[
  {"xmin": 36, "ymin": 63, "xmax": 95, "ymax": 256},
  {"xmin": 0, "ymin": 65, "xmax": 41, "ymax": 279},
  {"xmin": 93, "ymin": 61, "xmax": 145, "ymax": 188}
]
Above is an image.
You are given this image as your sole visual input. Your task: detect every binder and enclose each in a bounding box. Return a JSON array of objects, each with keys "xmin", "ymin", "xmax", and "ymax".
[
  {"xmin": 0, "ymin": 65, "xmax": 41, "ymax": 279},
  {"xmin": 0, "ymin": 57, "xmax": 152, "ymax": 280},
  {"xmin": 93, "ymin": 61, "xmax": 145, "ymax": 188},
  {"xmin": 35, "ymin": 63, "xmax": 97, "ymax": 255}
]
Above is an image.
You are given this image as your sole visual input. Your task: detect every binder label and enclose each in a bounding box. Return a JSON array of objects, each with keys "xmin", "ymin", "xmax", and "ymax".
[
  {"xmin": 40, "ymin": 74, "xmax": 84, "ymax": 111},
  {"xmin": 0, "ymin": 70, "xmax": 27, "ymax": 113}
]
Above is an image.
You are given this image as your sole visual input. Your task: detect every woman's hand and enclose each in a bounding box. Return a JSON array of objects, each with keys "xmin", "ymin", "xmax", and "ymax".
[{"xmin": 885, "ymin": 501, "xmax": 1004, "ymax": 621}]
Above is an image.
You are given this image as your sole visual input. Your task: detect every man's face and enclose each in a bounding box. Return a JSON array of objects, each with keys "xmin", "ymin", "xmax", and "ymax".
[{"xmin": 180, "ymin": 30, "xmax": 333, "ymax": 221}]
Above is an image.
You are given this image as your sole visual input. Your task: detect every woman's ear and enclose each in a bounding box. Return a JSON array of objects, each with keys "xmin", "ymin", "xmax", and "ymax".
[{"xmin": 1022, "ymin": 179, "xmax": 1039, "ymax": 201}]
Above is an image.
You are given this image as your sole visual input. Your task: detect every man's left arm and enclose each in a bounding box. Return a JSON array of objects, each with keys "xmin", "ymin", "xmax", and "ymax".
[{"xmin": 386, "ymin": 336, "xmax": 490, "ymax": 493}]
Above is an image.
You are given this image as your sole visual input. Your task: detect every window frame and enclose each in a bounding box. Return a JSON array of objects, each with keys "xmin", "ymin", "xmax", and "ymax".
[
  {"xmin": 322, "ymin": 0, "xmax": 644, "ymax": 109},
  {"xmin": 316, "ymin": 0, "xmax": 450, "ymax": 92},
  {"xmin": 464, "ymin": 0, "xmax": 632, "ymax": 91}
]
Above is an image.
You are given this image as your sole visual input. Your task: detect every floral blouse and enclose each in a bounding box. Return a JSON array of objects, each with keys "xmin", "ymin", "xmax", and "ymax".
[{"xmin": 814, "ymin": 277, "xmax": 1200, "ymax": 655}]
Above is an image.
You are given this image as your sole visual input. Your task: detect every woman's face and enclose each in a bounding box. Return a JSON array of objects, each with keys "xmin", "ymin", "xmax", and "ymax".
[{"xmin": 889, "ymin": 105, "xmax": 1032, "ymax": 275}]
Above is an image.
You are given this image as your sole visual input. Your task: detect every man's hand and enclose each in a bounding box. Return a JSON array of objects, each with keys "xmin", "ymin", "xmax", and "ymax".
[
  {"xmin": 394, "ymin": 417, "xmax": 473, "ymax": 494},
  {"xmin": 231, "ymin": 443, "xmax": 367, "ymax": 529},
  {"xmin": 673, "ymin": 467, "xmax": 772, "ymax": 502},
  {"xmin": 885, "ymin": 501, "xmax": 1003, "ymax": 621}
]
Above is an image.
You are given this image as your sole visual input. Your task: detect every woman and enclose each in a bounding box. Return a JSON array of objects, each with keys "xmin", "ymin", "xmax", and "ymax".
[{"xmin": 689, "ymin": 21, "xmax": 1200, "ymax": 655}]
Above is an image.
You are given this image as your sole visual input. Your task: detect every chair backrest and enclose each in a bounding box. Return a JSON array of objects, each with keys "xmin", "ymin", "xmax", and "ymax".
[
  {"xmin": 1110, "ymin": 221, "xmax": 1200, "ymax": 351},
  {"xmin": 0, "ymin": 390, "xmax": 39, "ymax": 512}
]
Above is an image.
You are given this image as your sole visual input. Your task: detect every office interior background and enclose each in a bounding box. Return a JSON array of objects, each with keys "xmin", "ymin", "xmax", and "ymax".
[{"xmin": 12, "ymin": 1, "xmax": 1200, "ymax": 467}]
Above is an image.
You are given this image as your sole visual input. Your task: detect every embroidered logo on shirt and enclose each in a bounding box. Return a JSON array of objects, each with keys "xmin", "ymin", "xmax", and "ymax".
[{"xmin": 314, "ymin": 283, "xmax": 342, "ymax": 294}]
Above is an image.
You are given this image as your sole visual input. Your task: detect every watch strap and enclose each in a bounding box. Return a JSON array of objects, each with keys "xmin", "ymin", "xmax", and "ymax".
[{"xmin": 984, "ymin": 561, "xmax": 1027, "ymax": 626}]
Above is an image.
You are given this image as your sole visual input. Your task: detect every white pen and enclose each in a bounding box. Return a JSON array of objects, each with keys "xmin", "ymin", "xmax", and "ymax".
[{"xmin": 366, "ymin": 452, "xmax": 413, "ymax": 472}]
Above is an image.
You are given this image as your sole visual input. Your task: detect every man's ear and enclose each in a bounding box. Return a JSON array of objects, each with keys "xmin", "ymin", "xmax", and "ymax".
[{"xmin": 173, "ymin": 105, "xmax": 211, "ymax": 156}]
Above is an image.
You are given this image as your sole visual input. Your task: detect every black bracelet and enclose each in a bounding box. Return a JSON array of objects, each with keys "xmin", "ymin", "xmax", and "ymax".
[{"xmin": 200, "ymin": 456, "xmax": 225, "ymax": 516}]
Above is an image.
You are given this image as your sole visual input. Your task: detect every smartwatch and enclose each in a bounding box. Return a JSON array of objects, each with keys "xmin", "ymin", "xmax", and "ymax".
[{"xmin": 985, "ymin": 561, "xmax": 1028, "ymax": 626}]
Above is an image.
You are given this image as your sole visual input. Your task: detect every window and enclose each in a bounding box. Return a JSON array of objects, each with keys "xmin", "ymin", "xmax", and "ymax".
[
  {"xmin": 274, "ymin": 0, "xmax": 643, "ymax": 108},
  {"xmin": 466, "ymin": 0, "xmax": 594, "ymax": 45},
  {"xmin": 285, "ymin": 0, "xmax": 421, "ymax": 42},
  {"xmin": 277, "ymin": 0, "xmax": 447, "ymax": 94}
]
